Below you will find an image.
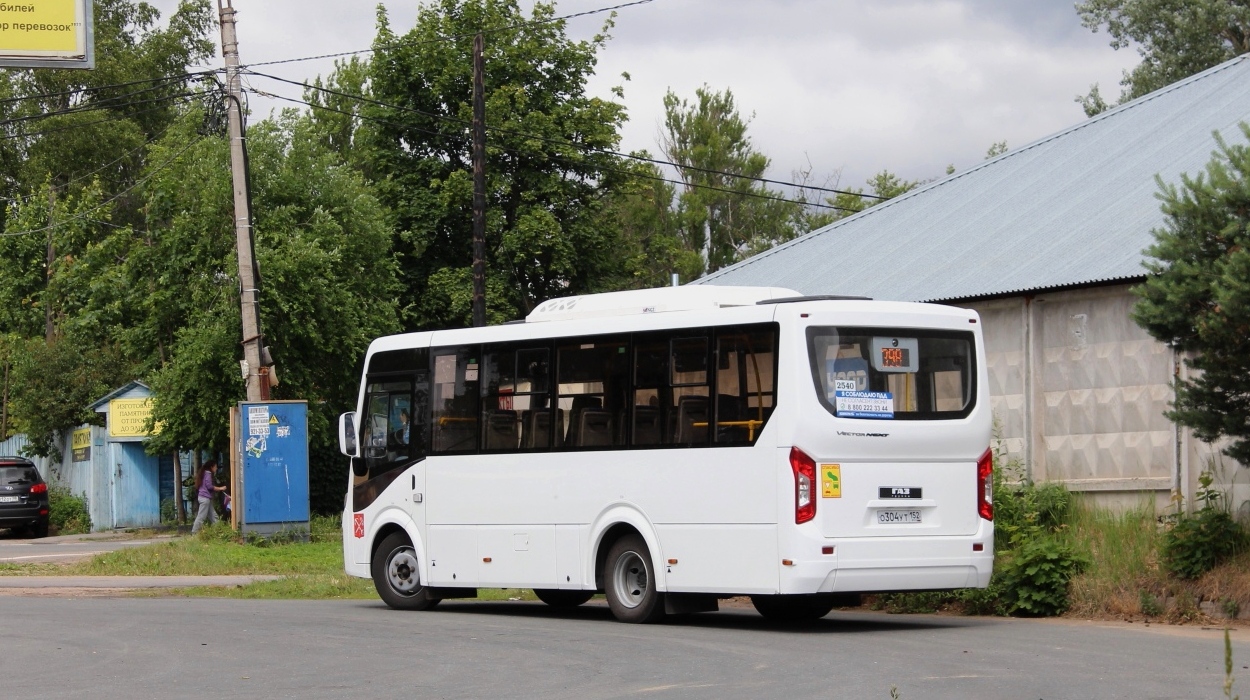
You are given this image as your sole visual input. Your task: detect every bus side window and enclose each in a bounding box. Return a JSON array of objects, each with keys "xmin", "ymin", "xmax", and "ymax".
[
  {"xmin": 670, "ymin": 336, "xmax": 710, "ymax": 445},
  {"xmin": 431, "ymin": 347, "xmax": 480, "ymax": 453},
  {"xmin": 714, "ymin": 325, "xmax": 778, "ymax": 445},
  {"xmin": 557, "ymin": 338, "xmax": 628, "ymax": 449},
  {"xmin": 481, "ymin": 345, "xmax": 551, "ymax": 452}
]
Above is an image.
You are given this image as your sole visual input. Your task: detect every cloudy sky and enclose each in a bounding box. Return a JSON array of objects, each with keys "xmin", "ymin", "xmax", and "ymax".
[{"xmin": 151, "ymin": 0, "xmax": 1140, "ymax": 191}]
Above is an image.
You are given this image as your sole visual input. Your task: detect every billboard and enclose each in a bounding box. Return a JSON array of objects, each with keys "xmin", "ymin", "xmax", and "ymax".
[{"xmin": 0, "ymin": 0, "xmax": 94, "ymax": 70}]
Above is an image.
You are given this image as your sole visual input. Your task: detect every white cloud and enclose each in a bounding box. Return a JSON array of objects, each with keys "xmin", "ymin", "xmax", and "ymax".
[{"xmin": 146, "ymin": 0, "xmax": 1138, "ymax": 189}]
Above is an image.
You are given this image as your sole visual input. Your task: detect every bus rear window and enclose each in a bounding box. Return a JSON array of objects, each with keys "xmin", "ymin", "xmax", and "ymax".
[{"xmin": 806, "ymin": 327, "xmax": 976, "ymax": 420}]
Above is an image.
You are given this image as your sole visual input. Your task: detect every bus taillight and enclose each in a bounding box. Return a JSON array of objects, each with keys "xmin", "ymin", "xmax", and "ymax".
[
  {"xmin": 790, "ymin": 447, "xmax": 816, "ymax": 524},
  {"xmin": 977, "ymin": 448, "xmax": 993, "ymax": 521}
]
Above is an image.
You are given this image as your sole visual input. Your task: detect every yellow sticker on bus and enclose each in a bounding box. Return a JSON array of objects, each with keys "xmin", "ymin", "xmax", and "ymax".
[{"xmin": 821, "ymin": 464, "xmax": 840, "ymax": 498}]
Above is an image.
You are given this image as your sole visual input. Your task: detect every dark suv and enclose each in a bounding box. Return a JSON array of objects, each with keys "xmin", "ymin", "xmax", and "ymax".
[{"xmin": 0, "ymin": 457, "xmax": 50, "ymax": 538}]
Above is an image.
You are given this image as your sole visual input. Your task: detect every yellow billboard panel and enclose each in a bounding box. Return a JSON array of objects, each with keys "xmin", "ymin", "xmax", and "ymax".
[
  {"xmin": 71, "ymin": 427, "xmax": 91, "ymax": 461},
  {"xmin": 0, "ymin": 0, "xmax": 93, "ymax": 68},
  {"xmin": 109, "ymin": 398, "xmax": 160, "ymax": 438}
]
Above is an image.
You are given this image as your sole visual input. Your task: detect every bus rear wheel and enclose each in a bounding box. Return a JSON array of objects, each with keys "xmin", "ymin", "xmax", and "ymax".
[
  {"xmin": 604, "ymin": 534, "xmax": 665, "ymax": 624},
  {"xmin": 372, "ymin": 532, "xmax": 440, "ymax": 611},
  {"xmin": 533, "ymin": 589, "xmax": 594, "ymax": 608},
  {"xmin": 749, "ymin": 594, "xmax": 836, "ymax": 622}
]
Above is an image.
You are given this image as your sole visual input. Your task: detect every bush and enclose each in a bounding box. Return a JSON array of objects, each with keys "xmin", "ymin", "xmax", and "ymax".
[
  {"xmin": 1162, "ymin": 508, "xmax": 1244, "ymax": 579},
  {"xmin": 1161, "ymin": 469, "xmax": 1246, "ymax": 580},
  {"xmin": 48, "ymin": 484, "xmax": 91, "ymax": 534},
  {"xmin": 998, "ymin": 535, "xmax": 1088, "ymax": 617}
]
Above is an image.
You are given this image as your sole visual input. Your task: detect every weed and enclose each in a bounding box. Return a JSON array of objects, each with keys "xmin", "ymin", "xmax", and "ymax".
[
  {"xmin": 1225, "ymin": 599, "xmax": 1242, "ymax": 620},
  {"xmin": 1169, "ymin": 590, "xmax": 1201, "ymax": 623},
  {"xmin": 47, "ymin": 485, "xmax": 90, "ymax": 534},
  {"xmin": 1227, "ymin": 628, "xmax": 1240, "ymax": 700},
  {"xmin": 1139, "ymin": 590, "xmax": 1162, "ymax": 617},
  {"xmin": 1162, "ymin": 471, "xmax": 1246, "ymax": 579},
  {"xmin": 998, "ymin": 535, "xmax": 1088, "ymax": 617}
]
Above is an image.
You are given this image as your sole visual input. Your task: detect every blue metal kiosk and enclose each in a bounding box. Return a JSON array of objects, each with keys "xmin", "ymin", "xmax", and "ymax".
[{"xmin": 237, "ymin": 400, "xmax": 309, "ymax": 538}]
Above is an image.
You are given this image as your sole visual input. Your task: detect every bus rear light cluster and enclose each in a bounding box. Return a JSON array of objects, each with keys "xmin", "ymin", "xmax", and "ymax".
[
  {"xmin": 976, "ymin": 448, "xmax": 993, "ymax": 521},
  {"xmin": 790, "ymin": 447, "xmax": 817, "ymax": 524}
]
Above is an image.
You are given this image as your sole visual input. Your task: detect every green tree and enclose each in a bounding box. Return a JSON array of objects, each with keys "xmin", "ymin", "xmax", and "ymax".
[
  {"xmin": 594, "ymin": 159, "xmax": 702, "ymax": 289},
  {"xmin": 1076, "ymin": 0, "xmax": 1250, "ymax": 113},
  {"xmin": 1133, "ymin": 123, "xmax": 1250, "ymax": 464},
  {"xmin": 661, "ymin": 85, "xmax": 798, "ymax": 274},
  {"xmin": 104, "ymin": 112, "xmax": 402, "ymax": 511},
  {"xmin": 797, "ymin": 169, "xmax": 921, "ymax": 230},
  {"xmin": 361, "ymin": 0, "xmax": 631, "ymax": 328}
]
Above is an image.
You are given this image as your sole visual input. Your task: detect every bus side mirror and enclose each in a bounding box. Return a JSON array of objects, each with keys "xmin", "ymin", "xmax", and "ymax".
[{"xmin": 338, "ymin": 412, "xmax": 359, "ymax": 458}]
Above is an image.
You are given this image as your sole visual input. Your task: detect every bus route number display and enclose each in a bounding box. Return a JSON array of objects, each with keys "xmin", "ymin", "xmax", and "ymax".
[{"xmin": 870, "ymin": 336, "xmax": 919, "ymax": 373}]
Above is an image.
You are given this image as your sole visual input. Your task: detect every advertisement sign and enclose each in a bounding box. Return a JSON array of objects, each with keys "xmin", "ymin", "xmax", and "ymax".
[
  {"xmin": 71, "ymin": 427, "xmax": 90, "ymax": 462},
  {"xmin": 108, "ymin": 398, "xmax": 159, "ymax": 438},
  {"xmin": 0, "ymin": 0, "xmax": 94, "ymax": 69}
]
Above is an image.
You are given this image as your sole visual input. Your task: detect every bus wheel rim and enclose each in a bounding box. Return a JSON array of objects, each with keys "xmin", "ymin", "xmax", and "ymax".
[
  {"xmin": 612, "ymin": 550, "xmax": 648, "ymax": 609},
  {"xmin": 387, "ymin": 547, "xmax": 420, "ymax": 595}
]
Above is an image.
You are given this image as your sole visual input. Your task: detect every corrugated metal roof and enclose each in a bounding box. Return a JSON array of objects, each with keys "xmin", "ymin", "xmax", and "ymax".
[{"xmin": 697, "ymin": 55, "xmax": 1250, "ymax": 302}]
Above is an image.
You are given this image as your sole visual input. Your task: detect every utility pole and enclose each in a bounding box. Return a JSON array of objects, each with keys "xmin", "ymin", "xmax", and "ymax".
[
  {"xmin": 218, "ymin": 0, "xmax": 265, "ymax": 401},
  {"xmin": 45, "ymin": 187, "xmax": 55, "ymax": 343},
  {"xmin": 470, "ymin": 33, "xmax": 487, "ymax": 328}
]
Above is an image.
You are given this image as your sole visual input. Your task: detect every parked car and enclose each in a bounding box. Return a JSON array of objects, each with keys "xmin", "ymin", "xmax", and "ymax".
[{"xmin": 0, "ymin": 457, "xmax": 50, "ymax": 538}]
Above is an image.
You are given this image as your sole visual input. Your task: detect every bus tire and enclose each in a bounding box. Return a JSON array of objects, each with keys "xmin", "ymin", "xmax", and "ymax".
[
  {"xmin": 749, "ymin": 594, "xmax": 836, "ymax": 622},
  {"xmin": 604, "ymin": 534, "xmax": 665, "ymax": 624},
  {"xmin": 372, "ymin": 531, "xmax": 440, "ymax": 611},
  {"xmin": 534, "ymin": 589, "xmax": 594, "ymax": 608}
]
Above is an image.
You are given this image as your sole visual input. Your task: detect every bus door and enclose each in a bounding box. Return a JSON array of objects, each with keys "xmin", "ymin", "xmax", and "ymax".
[{"xmin": 351, "ymin": 364, "xmax": 430, "ymax": 564}]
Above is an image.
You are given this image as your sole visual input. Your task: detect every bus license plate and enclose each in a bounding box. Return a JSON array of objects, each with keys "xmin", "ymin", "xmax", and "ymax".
[{"xmin": 877, "ymin": 510, "xmax": 921, "ymax": 524}]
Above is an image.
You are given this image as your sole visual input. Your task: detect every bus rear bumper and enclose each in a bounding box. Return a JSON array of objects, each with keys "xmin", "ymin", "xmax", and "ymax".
[{"xmin": 779, "ymin": 521, "xmax": 994, "ymax": 595}]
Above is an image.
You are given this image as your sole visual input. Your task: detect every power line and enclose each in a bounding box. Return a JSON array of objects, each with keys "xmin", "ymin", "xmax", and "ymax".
[
  {"xmin": 248, "ymin": 70, "xmax": 882, "ymax": 202},
  {"xmin": 0, "ymin": 90, "xmax": 199, "ymax": 128},
  {"xmin": 250, "ymin": 88, "xmax": 854, "ymax": 213},
  {"xmin": 243, "ymin": 0, "xmax": 655, "ymax": 69},
  {"xmin": 0, "ymin": 93, "xmax": 199, "ymax": 141},
  {"xmin": 0, "ymin": 71, "xmax": 210, "ymax": 108},
  {"xmin": 1, "ymin": 121, "xmax": 180, "ymax": 208},
  {"xmin": 1, "ymin": 136, "xmax": 205, "ymax": 238}
]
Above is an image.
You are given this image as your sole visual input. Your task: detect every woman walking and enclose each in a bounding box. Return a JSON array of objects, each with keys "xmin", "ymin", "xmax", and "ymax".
[{"xmin": 191, "ymin": 460, "xmax": 227, "ymax": 533}]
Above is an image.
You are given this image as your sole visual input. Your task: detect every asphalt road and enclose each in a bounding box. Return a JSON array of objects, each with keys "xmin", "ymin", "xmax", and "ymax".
[{"xmin": 3, "ymin": 597, "xmax": 1245, "ymax": 699}]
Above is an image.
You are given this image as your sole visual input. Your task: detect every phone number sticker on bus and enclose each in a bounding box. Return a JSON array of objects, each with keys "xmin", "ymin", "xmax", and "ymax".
[{"xmin": 835, "ymin": 390, "xmax": 894, "ymax": 419}]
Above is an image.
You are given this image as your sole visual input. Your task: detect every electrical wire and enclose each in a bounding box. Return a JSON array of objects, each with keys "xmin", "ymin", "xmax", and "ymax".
[
  {"xmin": 243, "ymin": 0, "xmax": 655, "ymax": 69},
  {"xmin": 248, "ymin": 70, "xmax": 883, "ymax": 201},
  {"xmin": 0, "ymin": 121, "xmax": 182, "ymax": 208},
  {"xmin": 0, "ymin": 92, "xmax": 199, "ymax": 142},
  {"xmin": 0, "ymin": 90, "xmax": 200, "ymax": 128},
  {"xmin": 0, "ymin": 71, "xmax": 211, "ymax": 108},
  {"xmin": 251, "ymin": 88, "xmax": 854, "ymax": 212},
  {"xmin": 0, "ymin": 136, "xmax": 205, "ymax": 238}
]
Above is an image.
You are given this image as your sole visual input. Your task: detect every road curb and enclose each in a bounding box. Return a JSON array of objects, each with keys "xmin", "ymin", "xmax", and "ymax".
[{"xmin": 0, "ymin": 575, "xmax": 281, "ymax": 589}]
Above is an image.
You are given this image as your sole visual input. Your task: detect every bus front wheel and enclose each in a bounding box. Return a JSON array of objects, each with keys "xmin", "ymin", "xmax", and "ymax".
[
  {"xmin": 534, "ymin": 589, "xmax": 594, "ymax": 607},
  {"xmin": 749, "ymin": 594, "xmax": 836, "ymax": 622},
  {"xmin": 372, "ymin": 532, "xmax": 440, "ymax": 611},
  {"xmin": 604, "ymin": 534, "xmax": 665, "ymax": 624}
]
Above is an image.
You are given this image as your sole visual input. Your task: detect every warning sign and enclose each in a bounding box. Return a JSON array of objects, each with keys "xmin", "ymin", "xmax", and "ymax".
[{"xmin": 821, "ymin": 464, "xmax": 841, "ymax": 498}]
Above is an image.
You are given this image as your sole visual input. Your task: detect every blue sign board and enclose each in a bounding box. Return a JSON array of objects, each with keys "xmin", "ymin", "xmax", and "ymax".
[{"xmin": 239, "ymin": 401, "xmax": 309, "ymax": 528}]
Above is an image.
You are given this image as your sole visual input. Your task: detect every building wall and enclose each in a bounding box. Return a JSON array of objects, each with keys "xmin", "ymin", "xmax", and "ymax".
[{"xmin": 964, "ymin": 284, "xmax": 1180, "ymax": 509}]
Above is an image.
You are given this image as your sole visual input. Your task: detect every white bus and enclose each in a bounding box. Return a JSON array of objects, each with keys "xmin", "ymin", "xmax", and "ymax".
[{"xmin": 338, "ymin": 285, "xmax": 994, "ymax": 623}]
